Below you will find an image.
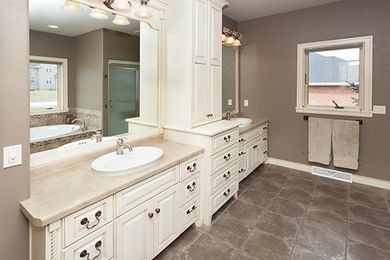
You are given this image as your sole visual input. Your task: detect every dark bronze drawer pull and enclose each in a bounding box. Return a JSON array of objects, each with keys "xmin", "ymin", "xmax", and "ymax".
[
  {"xmin": 263, "ymin": 151, "xmax": 268, "ymax": 154},
  {"xmin": 238, "ymin": 168, "xmax": 246, "ymax": 174},
  {"xmin": 224, "ymin": 135, "xmax": 231, "ymax": 142},
  {"xmin": 223, "ymin": 188, "xmax": 231, "ymax": 197},
  {"xmin": 187, "ymin": 181, "xmax": 196, "ymax": 192},
  {"xmin": 238, "ymin": 151, "xmax": 246, "ymax": 156},
  {"xmin": 80, "ymin": 211, "xmax": 102, "ymax": 229},
  {"xmin": 155, "ymin": 208, "xmax": 161, "ymax": 213},
  {"xmin": 148, "ymin": 212, "xmax": 154, "ymax": 218},
  {"xmin": 239, "ymin": 138, "xmax": 246, "ymax": 143},
  {"xmin": 253, "ymin": 145, "xmax": 258, "ymax": 149},
  {"xmin": 263, "ymin": 137, "xmax": 267, "ymax": 141},
  {"xmin": 186, "ymin": 205, "xmax": 197, "ymax": 214},
  {"xmin": 263, "ymin": 126, "xmax": 268, "ymax": 130},
  {"xmin": 223, "ymin": 171, "xmax": 231, "ymax": 179},
  {"xmin": 223, "ymin": 153, "xmax": 231, "ymax": 161},
  {"xmin": 80, "ymin": 240, "xmax": 102, "ymax": 260},
  {"xmin": 187, "ymin": 163, "xmax": 197, "ymax": 172}
]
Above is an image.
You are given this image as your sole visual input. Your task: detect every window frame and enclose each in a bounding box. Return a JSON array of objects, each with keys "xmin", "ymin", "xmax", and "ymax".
[
  {"xmin": 296, "ymin": 36, "xmax": 373, "ymax": 117},
  {"xmin": 29, "ymin": 56, "xmax": 69, "ymax": 115}
]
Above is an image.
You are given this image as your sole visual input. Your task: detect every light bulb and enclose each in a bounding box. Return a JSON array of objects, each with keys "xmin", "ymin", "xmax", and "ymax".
[
  {"xmin": 89, "ymin": 8, "xmax": 109, "ymax": 20},
  {"xmin": 111, "ymin": 0, "xmax": 131, "ymax": 11},
  {"xmin": 221, "ymin": 34, "xmax": 227, "ymax": 42},
  {"xmin": 226, "ymin": 36, "xmax": 235, "ymax": 44},
  {"xmin": 61, "ymin": 0, "xmax": 81, "ymax": 12},
  {"xmin": 113, "ymin": 14, "xmax": 130, "ymax": 25},
  {"xmin": 135, "ymin": 2, "xmax": 153, "ymax": 19},
  {"xmin": 232, "ymin": 39, "xmax": 241, "ymax": 47}
]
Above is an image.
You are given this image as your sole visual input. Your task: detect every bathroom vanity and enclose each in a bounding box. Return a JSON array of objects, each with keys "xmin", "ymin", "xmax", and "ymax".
[{"xmin": 21, "ymin": 136, "xmax": 203, "ymax": 260}]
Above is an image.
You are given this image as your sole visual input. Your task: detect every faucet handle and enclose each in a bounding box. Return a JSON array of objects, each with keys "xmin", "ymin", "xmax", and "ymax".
[{"xmin": 116, "ymin": 136, "xmax": 127, "ymax": 144}]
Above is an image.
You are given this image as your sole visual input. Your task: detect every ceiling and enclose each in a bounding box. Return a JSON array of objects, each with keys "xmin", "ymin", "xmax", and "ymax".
[
  {"xmin": 29, "ymin": 0, "xmax": 140, "ymax": 37},
  {"xmin": 224, "ymin": 0, "xmax": 343, "ymax": 22}
]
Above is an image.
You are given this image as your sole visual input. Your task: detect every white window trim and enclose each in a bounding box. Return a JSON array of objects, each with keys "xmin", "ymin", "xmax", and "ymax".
[
  {"xmin": 29, "ymin": 56, "xmax": 69, "ymax": 115},
  {"xmin": 296, "ymin": 36, "xmax": 373, "ymax": 117}
]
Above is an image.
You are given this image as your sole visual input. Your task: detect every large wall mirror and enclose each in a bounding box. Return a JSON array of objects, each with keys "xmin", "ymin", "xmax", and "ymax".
[
  {"xmin": 29, "ymin": 0, "xmax": 162, "ymax": 154},
  {"xmin": 222, "ymin": 45, "xmax": 239, "ymax": 114}
]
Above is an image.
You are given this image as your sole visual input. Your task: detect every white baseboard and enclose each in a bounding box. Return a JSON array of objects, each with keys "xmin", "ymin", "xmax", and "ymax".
[{"xmin": 266, "ymin": 157, "xmax": 390, "ymax": 190}]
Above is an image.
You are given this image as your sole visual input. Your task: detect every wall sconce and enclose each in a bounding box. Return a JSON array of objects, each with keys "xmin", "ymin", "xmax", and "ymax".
[
  {"xmin": 222, "ymin": 27, "xmax": 242, "ymax": 47},
  {"xmin": 113, "ymin": 14, "xmax": 130, "ymax": 25},
  {"xmin": 135, "ymin": 0, "xmax": 153, "ymax": 19}
]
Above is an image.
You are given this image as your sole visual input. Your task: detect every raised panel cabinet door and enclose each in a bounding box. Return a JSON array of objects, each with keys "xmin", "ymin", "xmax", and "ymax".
[
  {"xmin": 209, "ymin": 64, "xmax": 222, "ymax": 121},
  {"xmin": 115, "ymin": 200, "xmax": 154, "ymax": 260},
  {"xmin": 153, "ymin": 184, "xmax": 180, "ymax": 257},
  {"xmin": 209, "ymin": 1, "xmax": 222, "ymax": 65},
  {"xmin": 192, "ymin": 0, "xmax": 208, "ymax": 62},
  {"xmin": 245, "ymin": 139, "xmax": 256, "ymax": 173},
  {"xmin": 191, "ymin": 62, "xmax": 209, "ymax": 127},
  {"xmin": 253, "ymin": 138, "xmax": 263, "ymax": 167}
]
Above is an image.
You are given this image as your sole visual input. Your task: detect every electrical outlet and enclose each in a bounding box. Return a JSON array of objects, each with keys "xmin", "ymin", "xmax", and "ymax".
[
  {"xmin": 373, "ymin": 105, "xmax": 386, "ymax": 115},
  {"xmin": 228, "ymin": 99, "xmax": 232, "ymax": 106},
  {"xmin": 244, "ymin": 100, "xmax": 249, "ymax": 107},
  {"xmin": 3, "ymin": 144, "xmax": 22, "ymax": 169}
]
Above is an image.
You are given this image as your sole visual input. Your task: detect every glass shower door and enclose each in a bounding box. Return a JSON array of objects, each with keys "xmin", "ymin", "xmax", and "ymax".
[{"xmin": 108, "ymin": 61, "xmax": 140, "ymax": 136}]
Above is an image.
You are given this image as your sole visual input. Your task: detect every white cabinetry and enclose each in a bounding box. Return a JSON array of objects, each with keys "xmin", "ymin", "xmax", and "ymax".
[
  {"xmin": 30, "ymin": 155, "xmax": 202, "ymax": 260},
  {"xmin": 165, "ymin": 0, "xmax": 228, "ymax": 128},
  {"xmin": 238, "ymin": 123, "xmax": 269, "ymax": 181}
]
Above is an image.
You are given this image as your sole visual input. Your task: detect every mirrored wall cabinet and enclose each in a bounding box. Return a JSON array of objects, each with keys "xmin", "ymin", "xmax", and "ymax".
[{"xmin": 165, "ymin": 0, "xmax": 229, "ymax": 128}]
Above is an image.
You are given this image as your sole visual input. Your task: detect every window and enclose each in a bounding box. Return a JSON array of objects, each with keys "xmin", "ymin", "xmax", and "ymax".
[
  {"xmin": 296, "ymin": 36, "xmax": 373, "ymax": 117},
  {"xmin": 29, "ymin": 56, "xmax": 68, "ymax": 114}
]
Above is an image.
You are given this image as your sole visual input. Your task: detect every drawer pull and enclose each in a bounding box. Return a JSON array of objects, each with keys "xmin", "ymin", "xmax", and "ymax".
[
  {"xmin": 187, "ymin": 163, "xmax": 197, "ymax": 173},
  {"xmin": 238, "ymin": 151, "xmax": 246, "ymax": 156},
  {"xmin": 263, "ymin": 137, "xmax": 267, "ymax": 141},
  {"xmin": 80, "ymin": 211, "xmax": 102, "ymax": 230},
  {"xmin": 223, "ymin": 188, "xmax": 231, "ymax": 197},
  {"xmin": 263, "ymin": 126, "xmax": 268, "ymax": 130},
  {"xmin": 148, "ymin": 212, "xmax": 154, "ymax": 218},
  {"xmin": 186, "ymin": 181, "xmax": 197, "ymax": 192},
  {"xmin": 238, "ymin": 168, "xmax": 246, "ymax": 174},
  {"xmin": 224, "ymin": 135, "xmax": 231, "ymax": 142},
  {"xmin": 79, "ymin": 240, "xmax": 102, "ymax": 260},
  {"xmin": 186, "ymin": 205, "xmax": 197, "ymax": 214},
  {"xmin": 223, "ymin": 171, "xmax": 231, "ymax": 180},
  {"xmin": 238, "ymin": 138, "xmax": 246, "ymax": 143},
  {"xmin": 223, "ymin": 153, "xmax": 231, "ymax": 161},
  {"xmin": 253, "ymin": 145, "xmax": 258, "ymax": 149},
  {"xmin": 263, "ymin": 151, "xmax": 268, "ymax": 154},
  {"xmin": 155, "ymin": 208, "xmax": 161, "ymax": 214}
]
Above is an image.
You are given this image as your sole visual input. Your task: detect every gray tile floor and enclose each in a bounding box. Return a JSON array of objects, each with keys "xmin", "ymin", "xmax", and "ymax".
[{"xmin": 155, "ymin": 165, "xmax": 390, "ymax": 260}]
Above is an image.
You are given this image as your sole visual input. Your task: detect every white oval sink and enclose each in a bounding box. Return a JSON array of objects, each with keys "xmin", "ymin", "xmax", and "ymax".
[
  {"xmin": 91, "ymin": 147, "xmax": 164, "ymax": 176},
  {"xmin": 57, "ymin": 136, "xmax": 115, "ymax": 151},
  {"xmin": 231, "ymin": 117, "xmax": 253, "ymax": 127}
]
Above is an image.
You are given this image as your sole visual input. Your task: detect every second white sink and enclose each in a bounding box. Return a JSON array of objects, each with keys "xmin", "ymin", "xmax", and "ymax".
[
  {"xmin": 91, "ymin": 147, "xmax": 164, "ymax": 176},
  {"xmin": 230, "ymin": 117, "xmax": 253, "ymax": 127}
]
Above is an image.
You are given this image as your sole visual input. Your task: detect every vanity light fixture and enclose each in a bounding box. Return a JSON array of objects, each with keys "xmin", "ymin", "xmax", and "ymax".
[
  {"xmin": 113, "ymin": 14, "xmax": 130, "ymax": 25},
  {"xmin": 221, "ymin": 33, "xmax": 227, "ymax": 43},
  {"xmin": 111, "ymin": 0, "xmax": 131, "ymax": 11},
  {"xmin": 61, "ymin": 0, "xmax": 82, "ymax": 12},
  {"xmin": 135, "ymin": 0, "xmax": 153, "ymax": 19},
  {"xmin": 222, "ymin": 27, "xmax": 242, "ymax": 47},
  {"xmin": 226, "ymin": 34, "xmax": 235, "ymax": 45},
  {"xmin": 89, "ymin": 8, "xmax": 109, "ymax": 19}
]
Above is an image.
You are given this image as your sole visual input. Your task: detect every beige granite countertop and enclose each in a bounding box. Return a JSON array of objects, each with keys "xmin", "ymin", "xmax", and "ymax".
[
  {"xmin": 164, "ymin": 120, "xmax": 241, "ymax": 136},
  {"xmin": 239, "ymin": 118, "xmax": 269, "ymax": 135},
  {"xmin": 21, "ymin": 136, "xmax": 204, "ymax": 227}
]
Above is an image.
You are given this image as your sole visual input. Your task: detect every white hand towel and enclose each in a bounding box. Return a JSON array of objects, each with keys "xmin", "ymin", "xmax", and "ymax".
[
  {"xmin": 308, "ymin": 117, "xmax": 332, "ymax": 165},
  {"xmin": 332, "ymin": 120, "xmax": 360, "ymax": 170}
]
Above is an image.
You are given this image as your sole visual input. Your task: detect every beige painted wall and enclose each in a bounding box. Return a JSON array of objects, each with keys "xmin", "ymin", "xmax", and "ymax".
[
  {"xmin": 238, "ymin": 0, "xmax": 390, "ymax": 181},
  {"xmin": 29, "ymin": 30, "xmax": 76, "ymax": 107},
  {"xmin": 0, "ymin": 0, "xmax": 30, "ymax": 259}
]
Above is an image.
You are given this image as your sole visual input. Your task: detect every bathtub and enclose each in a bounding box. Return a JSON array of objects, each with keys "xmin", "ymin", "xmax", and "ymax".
[{"xmin": 30, "ymin": 124, "xmax": 81, "ymax": 142}]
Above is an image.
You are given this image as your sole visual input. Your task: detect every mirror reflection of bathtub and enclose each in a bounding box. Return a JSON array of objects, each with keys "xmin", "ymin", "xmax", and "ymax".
[{"xmin": 30, "ymin": 124, "xmax": 81, "ymax": 142}]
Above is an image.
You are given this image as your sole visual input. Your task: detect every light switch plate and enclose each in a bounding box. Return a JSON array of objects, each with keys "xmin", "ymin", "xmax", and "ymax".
[
  {"xmin": 373, "ymin": 105, "xmax": 386, "ymax": 115},
  {"xmin": 3, "ymin": 144, "xmax": 22, "ymax": 169},
  {"xmin": 244, "ymin": 100, "xmax": 249, "ymax": 107},
  {"xmin": 228, "ymin": 99, "xmax": 232, "ymax": 106}
]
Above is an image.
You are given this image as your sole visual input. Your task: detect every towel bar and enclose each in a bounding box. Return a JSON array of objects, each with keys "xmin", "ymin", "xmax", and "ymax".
[{"xmin": 303, "ymin": 116, "xmax": 363, "ymax": 125}]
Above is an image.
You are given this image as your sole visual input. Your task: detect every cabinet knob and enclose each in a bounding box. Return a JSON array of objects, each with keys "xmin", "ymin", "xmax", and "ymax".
[
  {"xmin": 148, "ymin": 213, "xmax": 154, "ymax": 218},
  {"xmin": 155, "ymin": 208, "xmax": 161, "ymax": 214}
]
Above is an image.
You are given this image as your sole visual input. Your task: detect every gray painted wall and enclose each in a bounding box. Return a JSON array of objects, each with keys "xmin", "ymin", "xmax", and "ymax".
[
  {"xmin": 0, "ymin": 0, "xmax": 30, "ymax": 259},
  {"xmin": 238, "ymin": 0, "xmax": 390, "ymax": 181},
  {"xmin": 223, "ymin": 15, "xmax": 238, "ymax": 30}
]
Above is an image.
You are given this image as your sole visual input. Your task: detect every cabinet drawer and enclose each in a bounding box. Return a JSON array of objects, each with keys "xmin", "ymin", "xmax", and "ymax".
[
  {"xmin": 246, "ymin": 128, "xmax": 261, "ymax": 142},
  {"xmin": 238, "ymin": 146, "xmax": 247, "ymax": 159},
  {"xmin": 181, "ymin": 175, "xmax": 199, "ymax": 205},
  {"xmin": 180, "ymin": 197, "xmax": 199, "ymax": 232},
  {"xmin": 238, "ymin": 134, "xmax": 248, "ymax": 148},
  {"xmin": 260, "ymin": 123, "xmax": 269, "ymax": 136},
  {"xmin": 238, "ymin": 159, "xmax": 247, "ymax": 182},
  {"xmin": 63, "ymin": 223, "xmax": 113, "ymax": 260},
  {"xmin": 210, "ymin": 145, "xmax": 238, "ymax": 173},
  {"xmin": 211, "ymin": 128, "xmax": 239, "ymax": 154},
  {"xmin": 64, "ymin": 197, "xmax": 113, "ymax": 247},
  {"xmin": 180, "ymin": 156, "xmax": 201, "ymax": 181},
  {"xmin": 260, "ymin": 134, "xmax": 268, "ymax": 149},
  {"xmin": 211, "ymin": 180, "xmax": 238, "ymax": 214},
  {"xmin": 115, "ymin": 166, "xmax": 179, "ymax": 217},
  {"xmin": 211, "ymin": 163, "xmax": 238, "ymax": 194}
]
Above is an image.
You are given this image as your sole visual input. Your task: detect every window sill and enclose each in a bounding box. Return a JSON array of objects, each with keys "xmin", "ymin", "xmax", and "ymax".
[
  {"xmin": 296, "ymin": 106, "xmax": 373, "ymax": 118},
  {"xmin": 30, "ymin": 108, "xmax": 69, "ymax": 116}
]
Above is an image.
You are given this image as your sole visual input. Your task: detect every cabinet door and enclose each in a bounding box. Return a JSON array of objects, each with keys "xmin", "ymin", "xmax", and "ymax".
[
  {"xmin": 191, "ymin": 62, "xmax": 209, "ymax": 127},
  {"xmin": 209, "ymin": 64, "xmax": 222, "ymax": 121},
  {"xmin": 253, "ymin": 138, "xmax": 263, "ymax": 168},
  {"xmin": 209, "ymin": 1, "xmax": 222, "ymax": 65},
  {"xmin": 153, "ymin": 184, "xmax": 180, "ymax": 256},
  {"xmin": 193, "ymin": 0, "xmax": 208, "ymax": 62},
  {"xmin": 115, "ymin": 200, "xmax": 154, "ymax": 260},
  {"xmin": 245, "ymin": 140, "xmax": 256, "ymax": 173}
]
